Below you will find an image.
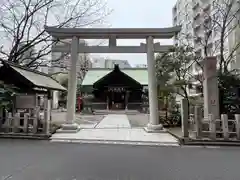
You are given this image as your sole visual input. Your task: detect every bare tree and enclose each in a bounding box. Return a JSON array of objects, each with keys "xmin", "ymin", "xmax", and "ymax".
[
  {"xmin": 169, "ymin": 0, "xmax": 240, "ymax": 103},
  {"xmin": 0, "ymin": 0, "xmax": 111, "ymax": 68},
  {"xmin": 193, "ymin": 0, "xmax": 240, "ymax": 73}
]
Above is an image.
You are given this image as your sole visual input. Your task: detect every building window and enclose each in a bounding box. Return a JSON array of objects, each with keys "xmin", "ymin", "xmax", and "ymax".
[
  {"xmin": 195, "ymin": 63, "xmax": 202, "ymax": 71},
  {"xmin": 215, "ymin": 39, "xmax": 221, "ymax": 48},
  {"xmin": 195, "ymin": 49, "xmax": 202, "ymax": 57},
  {"xmin": 213, "ymin": 25, "xmax": 220, "ymax": 34},
  {"xmin": 196, "ymin": 85, "xmax": 203, "ymax": 94},
  {"xmin": 188, "ymin": 83, "xmax": 193, "ymax": 89}
]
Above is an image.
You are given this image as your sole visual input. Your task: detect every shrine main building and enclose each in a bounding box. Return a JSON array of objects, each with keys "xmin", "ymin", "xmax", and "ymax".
[{"xmin": 80, "ymin": 65, "xmax": 148, "ymax": 111}]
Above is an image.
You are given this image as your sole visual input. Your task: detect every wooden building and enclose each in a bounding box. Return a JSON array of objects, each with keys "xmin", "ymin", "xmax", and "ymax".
[
  {"xmin": 0, "ymin": 60, "xmax": 66, "ymax": 135},
  {"xmin": 81, "ymin": 65, "xmax": 148, "ymax": 111}
]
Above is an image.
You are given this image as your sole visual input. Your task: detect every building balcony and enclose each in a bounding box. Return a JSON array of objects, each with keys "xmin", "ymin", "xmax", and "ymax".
[
  {"xmin": 193, "ymin": 11, "xmax": 201, "ymax": 20},
  {"xmin": 172, "ymin": 4, "xmax": 177, "ymax": 13},
  {"xmin": 192, "ymin": 2, "xmax": 199, "ymax": 10},
  {"xmin": 194, "ymin": 46, "xmax": 203, "ymax": 56},
  {"xmin": 173, "ymin": 11, "xmax": 178, "ymax": 19},
  {"xmin": 195, "ymin": 36, "xmax": 202, "ymax": 42},
  {"xmin": 193, "ymin": 23, "xmax": 201, "ymax": 32},
  {"xmin": 191, "ymin": 80, "xmax": 202, "ymax": 86},
  {"xmin": 173, "ymin": 16, "xmax": 178, "ymax": 25},
  {"xmin": 192, "ymin": 69, "xmax": 203, "ymax": 77},
  {"xmin": 203, "ymin": 14, "xmax": 211, "ymax": 24},
  {"xmin": 202, "ymin": 2, "xmax": 211, "ymax": 12},
  {"xmin": 193, "ymin": 18, "xmax": 202, "ymax": 27},
  {"xmin": 194, "ymin": 38, "xmax": 203, "ymax": 48},
  {"xmin": 189, "ymin": 92, "xmax": 202, "ymax": 97}
]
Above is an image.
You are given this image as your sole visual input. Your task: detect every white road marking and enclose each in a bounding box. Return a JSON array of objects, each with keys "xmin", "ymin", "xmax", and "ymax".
[
  {"xmin": 181, "ymin": 145, "xmax": 221, "ymax": 149},
  {"xmin": 181, "ymin": 145, "xmax": 203, "ymax": 148},
  {"xmin": 204, "ymin": 146, "xmax": 221, "ymax": 149}
]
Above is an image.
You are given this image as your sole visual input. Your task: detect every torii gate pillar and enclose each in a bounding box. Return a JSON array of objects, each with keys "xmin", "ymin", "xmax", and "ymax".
[
  {"xmin": 144, "ymin": 36, "xmax": 163, "ymax": 132},
  {"xmin": 59, "ymin": 36, "xmax": 80, "ymax": 132}
]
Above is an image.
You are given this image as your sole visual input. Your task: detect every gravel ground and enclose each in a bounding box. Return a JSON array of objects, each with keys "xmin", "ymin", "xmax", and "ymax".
[
  {"xmin": 127, "ymin": 114, "xmax": 149, "ymax": 127},
  {"xmin": 51, "ymin": 111, "xmax": 104, "ymax": 125}
]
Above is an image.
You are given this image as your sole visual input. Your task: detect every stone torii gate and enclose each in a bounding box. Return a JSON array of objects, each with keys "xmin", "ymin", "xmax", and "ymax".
[{"xmin": 45, "ymin": 26, "xmax": 181, "ymax": 133}]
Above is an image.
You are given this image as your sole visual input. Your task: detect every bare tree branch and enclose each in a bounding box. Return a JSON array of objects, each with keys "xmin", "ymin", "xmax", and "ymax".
[{"xmin": 0, "ymin": 0, "xmax": 111, "ymax": 70}]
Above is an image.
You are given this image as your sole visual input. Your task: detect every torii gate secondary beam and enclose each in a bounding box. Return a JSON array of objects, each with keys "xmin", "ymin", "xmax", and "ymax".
[{"xmin": 52, "ymin": 44, "xmax": 174, "ymax": 53}]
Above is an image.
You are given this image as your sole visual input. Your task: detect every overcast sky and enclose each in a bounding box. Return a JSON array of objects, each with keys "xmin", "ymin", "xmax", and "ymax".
[{"xmin": 92, "ymin": 0, "xmax": 177, "ymax": 66}]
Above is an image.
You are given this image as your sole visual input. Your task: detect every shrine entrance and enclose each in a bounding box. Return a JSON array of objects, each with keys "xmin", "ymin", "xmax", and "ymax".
[
  {"xmin": 93, "ymin": 64, "xmax": 143, "ymax": 110},
  {"xmin": 107, "ymin": 87, "xmax": 126, "ymax": 110}
]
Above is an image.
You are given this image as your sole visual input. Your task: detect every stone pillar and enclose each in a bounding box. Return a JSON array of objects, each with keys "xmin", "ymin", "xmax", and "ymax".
[
  {"xmin": 202, "ymin": 57, "xmax": 220, "ymax": 119},
  {"xmin": 52, "ymin": 90, "xmax": 59, "ymax": 109},
  {"xmin": 194, "ymin": 105, "xmax": 202, "ymax": 138},
  {"xmin": 144, "ymin": 36, "xmax": 163, "ymax": 133},
  {"xmin": 61, "ymin": 36, "xmax": 79, "ymax": 132}
]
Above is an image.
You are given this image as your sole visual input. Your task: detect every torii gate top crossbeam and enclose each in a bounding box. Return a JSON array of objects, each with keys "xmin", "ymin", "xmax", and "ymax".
[{"xmin": 44, "ymin": 26, "xmax": 181, "ymax": 39}]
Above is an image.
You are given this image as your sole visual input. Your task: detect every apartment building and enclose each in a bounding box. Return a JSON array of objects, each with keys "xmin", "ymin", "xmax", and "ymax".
[
  {"xmin": 49, "ymin": 39, "xmax": 92, "ymax": 77},
  {"xmin": 17, "ymin": 43, "xmax": 49, "ymax": 74},
  {"xmin": 135, "ymin": 64, "xmax": 147, "ymax": 68},
  {"xmin": 91, "ymin": 57, "xmax": 131, "ymax": 69},
  {"xmin": 173, "ymin": 0, "xmax": 240, "ymax": 97},
  {"xmin": 173, "ymin": 0, "xmax": 194, "ymax": 47}
]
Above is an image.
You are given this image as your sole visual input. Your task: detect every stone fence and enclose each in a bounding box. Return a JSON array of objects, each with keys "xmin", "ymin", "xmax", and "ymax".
[
  {"xmin": 0, "ymin": 109, "xmax": 50, "ymax": 136},
  {"xmin": 182, "ymin": 104, "xmax": 240, "ymax": 140}
]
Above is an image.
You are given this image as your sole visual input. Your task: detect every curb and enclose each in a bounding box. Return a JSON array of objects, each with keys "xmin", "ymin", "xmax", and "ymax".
[
  {"xmin": 182, "ymin": 139, "xmax": 240, "ymax": 146},
  {"xmin": 50, "ymin": 139, "xmax": 179, "ymax": 147},
  {"xmin": 166, "ymin": 130, "xmax": 184, "ymax": 145},
  {"xmin": 0, "ymin": 134, "xmax": 51, "ymax": 140},
  {"xmin": 167, "ymin": 131, "xmax": 240, "ymax": 147},
  {"xmin": 50, "ymin": 138, "xmax": 179, "ymax": 144}
]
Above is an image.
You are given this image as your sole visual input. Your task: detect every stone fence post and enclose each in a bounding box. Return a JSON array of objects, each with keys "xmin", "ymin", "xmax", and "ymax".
[
  {"xmin": 0, "ymin": 108, "xmax": 3, "ymax": 128},
  {"xmin": 23, "ymin": 113, "xmax": 29, "ymax": 133},
  {"xmin": 209, "ymin": 114, "xmax": 216, "ymax": 140},
  {"xmin": 13, "ymin": 112, "xmax": 20, "ymax": 133},
  {"xmin": 194, "ymin": 105, "xmax": 202, "ymax": 138},
  {"xmin": 181, "ymin": 98, "xmax": 189, "ymax": 138},
  {"xmin": 43, "ymin": 96, "xmax": 51, "ymax": 135},
  {"xmin": 221, "ymin": 114, "xmax": 229, "ymax": 140},
  {"xmin": 235, "ymin": 114, "xmax": 240, "ymax": 140},
  {"xmin": 33, "ymin": 108, "xmax": 39, "ymax": 134}
]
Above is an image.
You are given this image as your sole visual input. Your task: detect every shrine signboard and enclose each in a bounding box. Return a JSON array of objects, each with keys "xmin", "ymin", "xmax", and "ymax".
[
  {"xmin": 108, "ymin": 87, "xmax": 126, "ymax": 92},
  {"xmin": 15, "ymin": 95, "xmax": 36, "ymax": 109}
]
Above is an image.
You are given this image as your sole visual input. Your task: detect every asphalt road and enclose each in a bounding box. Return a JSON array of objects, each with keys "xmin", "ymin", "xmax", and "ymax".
[{"xmin": 0, "ymin": 140, "xmax": 240, "ymax": 180}]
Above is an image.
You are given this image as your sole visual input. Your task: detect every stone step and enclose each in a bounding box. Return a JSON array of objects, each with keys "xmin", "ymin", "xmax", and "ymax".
[{"xmin": 93, "ymin": 110, "xmax": 141, "ymax": 115}]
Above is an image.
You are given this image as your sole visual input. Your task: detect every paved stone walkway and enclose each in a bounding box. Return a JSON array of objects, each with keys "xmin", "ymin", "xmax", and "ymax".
[
  {"xmin": 96, "ymin": 114, "xmax": 131, "ymax": 128},
  {"xmin": 51, "ymin": 128, "xmax": 179, "ymax": 146},
  {"xmin": 51, "ymin": 114, "xmax": 179, "ymax": 146}
]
